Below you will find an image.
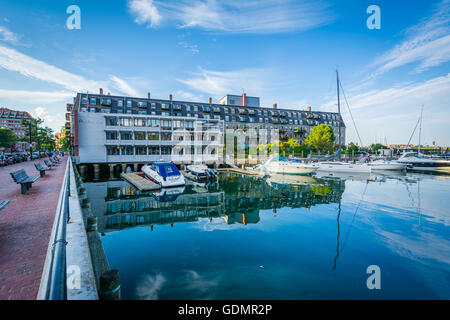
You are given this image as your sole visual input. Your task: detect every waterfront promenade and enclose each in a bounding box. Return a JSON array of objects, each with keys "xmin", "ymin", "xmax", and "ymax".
[{"xmin": 0, "ymin": 156, "xmax": 67, "ymax": 300}]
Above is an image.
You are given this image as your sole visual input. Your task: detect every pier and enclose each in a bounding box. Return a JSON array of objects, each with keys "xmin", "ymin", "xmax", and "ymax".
[{"xmin": 0, "ymin": 157, "xmax": 67, "ymax": 299}]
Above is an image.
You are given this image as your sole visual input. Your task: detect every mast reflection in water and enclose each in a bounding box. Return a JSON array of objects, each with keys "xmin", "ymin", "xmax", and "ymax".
[{"xmin": 84, "ymin": 172, "xmax": 450, "ymax": 300}]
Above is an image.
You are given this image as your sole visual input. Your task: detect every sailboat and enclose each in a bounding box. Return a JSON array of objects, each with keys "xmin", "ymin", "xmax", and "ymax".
[
  {"xmin": 317, "ymin": 71, "xmax": 372, "ymax": 173},
  {"xmin": 396, "ymin": 107, "xmax": 450, "ymax": 173}
]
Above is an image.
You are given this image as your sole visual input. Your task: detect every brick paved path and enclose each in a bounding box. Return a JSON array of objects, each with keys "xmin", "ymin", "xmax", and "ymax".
[{"xmin": 0, "ymin": 156, "xmax": 67, "ymax": 300}]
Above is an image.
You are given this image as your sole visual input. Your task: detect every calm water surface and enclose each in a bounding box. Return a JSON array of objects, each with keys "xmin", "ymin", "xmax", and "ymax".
[{"xmin": 85, "ymin": 172, "xmax": 450, "ymax": 299}]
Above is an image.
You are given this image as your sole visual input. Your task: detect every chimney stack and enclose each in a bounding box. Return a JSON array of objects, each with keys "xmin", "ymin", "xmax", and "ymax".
[
  {"xmin": 273, "ymin": 103, "xmax": 277, "ymax": 109},
  {"xmin": 307, "ymin": 106, "xmax": 312, "ymax": 112},
  {"xmin": 169, "ymin": 94, "xmax": 173, "ymax": 101},
  {"xmin": 148, "ymin": 92, "xmax": 151, "ymax": 99},
  {"xmin": 242, "ymin": 93, "xmax": 247, "ymax": 107},
  {"xmin": 99, "ymin": 88, "xmax": 103, "ymax": 95},
  {"xmin": 208, "ymin": 97, "xmax": 212, "ymax": 104}
]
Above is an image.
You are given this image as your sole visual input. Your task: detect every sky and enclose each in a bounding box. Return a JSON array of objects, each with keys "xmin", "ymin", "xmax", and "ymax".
[{"xmin": 0, "ymin": 0, "xmax": 448, "ymax": 146}]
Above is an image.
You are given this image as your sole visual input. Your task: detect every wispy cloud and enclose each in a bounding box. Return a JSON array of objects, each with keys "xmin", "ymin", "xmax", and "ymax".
[
  {"xmin": 135, "ymin": 273, "xmax": 166, "ymax": 300},
  {"xmin": 320, "ymin": 74, "xmax": 450, "ymax": 145},
  {"xmin": 0, "ymin": 25, "xmax": 20, "ymax": 45},
  {"xmin": 131, "ymin": 0, "xmax": 335, "ymax": 34},
  {"xmin": 128, "ymin": 0, "xmax": 162, "ymax": 28},
  {"xmin": 33, "ymin": 106, "xmax": 65, "ymax": 130},
  {"xmin": 370, "ymin": 0, "xmax": 450, "ymax": 76},
  {"xmin": 109, "ymin": 75, "xmax": 142, "ymax": 97},
  {"xmin": 177, "ymin": 41, "xmax": 199, "ymax": 54},
  {"xmin": 0, "ymin": 45, "xmax": 143, "ymax": 98},
  {"xmin": 177, "ymin": 67, "xmax": 271, "ymax": 97},
  {"xmin": 0, "ymin": 89, "xmax": 73, "ymax": 104}
]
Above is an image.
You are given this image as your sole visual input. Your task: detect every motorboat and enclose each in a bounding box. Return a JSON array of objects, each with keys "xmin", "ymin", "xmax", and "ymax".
[
  {"xmin": 153, "ymin": 186, "xmax": 186, "ymax": 202},
  {"xmin": 141, "ymin": 162, "xmax": 186, "ymax": 187},
  {"xmin": 397, "ymin": 152, "xmax": 450, "ymax": 173},
  {"xmin": 317, "ymin": 161, "xmax": 372, "ymax": 173},
  {"xmin": 255, "ymin": 156, "xmax": 318, "ymax": 175},
  {"xmin": 185, "ymin": 163, "xmax": 218, "ymax": 182},
  {"xmin": 367, "ymin": 159, "xmax": 407, "ymax": 171}
]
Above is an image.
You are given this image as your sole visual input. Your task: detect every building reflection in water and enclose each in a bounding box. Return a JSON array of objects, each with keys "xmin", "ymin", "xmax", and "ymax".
[{"xmin": 84, "ymin": 173, "xmax": 346, "ymax": 233}]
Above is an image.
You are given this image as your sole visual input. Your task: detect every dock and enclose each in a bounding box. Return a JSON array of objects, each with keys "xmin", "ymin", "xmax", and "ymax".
[{"xmin": 120, "ymin": 172, "xmax": 161, "ymax": 191}]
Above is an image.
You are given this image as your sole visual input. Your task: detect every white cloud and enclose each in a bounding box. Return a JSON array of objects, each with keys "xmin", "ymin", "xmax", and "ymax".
[
  {"xmin": 135, "ymin": 273, "xmax": 166, "ymax": 300},
  {"xmin": 0, "ymin": 45, "xmax": 101, "ymax": 92},
  {"xmin": 320, "ymin": 74, "xmax": 450, "ymax": 145},
  {"xmin": 0, "ymin": 89, "xmax": 73, "ymax": 104},
  {"xmin": 32, "ymin": 107, "xmax": 65, "ymax": 131},
  {"xmin": 177, "ymin": 41, "xmax": 199, "ymax": 54},
  {"xmin": 109, "ymin": 75, "xmax": 141, "ymax": 97},
  {"xmin": 177, "ymin": 67, "xmax": 271, "ymax": 97},
  {"xmin": 128, "ymin": 0, "xmax": 162, "ymax": 28},
  {"xmin": 0, "ymin": 26, "xmax": 19, "ymax": 44},
  {"xmin": 133, "ymin": 0, "xmax": 335, "ymax": 34},
  {"xmin": 370, "ymin": 0, "xmax": 450, "ymax": 76}
]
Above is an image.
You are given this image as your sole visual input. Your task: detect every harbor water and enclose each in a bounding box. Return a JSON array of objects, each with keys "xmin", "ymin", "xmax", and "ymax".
[{"xmin": 84, "ymin": 172, "xmax": 450, "ymax": 299}]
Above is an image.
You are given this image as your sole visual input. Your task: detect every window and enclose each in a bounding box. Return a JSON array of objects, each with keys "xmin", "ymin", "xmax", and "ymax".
[
  {"xmin": 100, "ymin": 99, "xmax": 112, "ymax": 106},
  {"xmin": 148, "ymin": 146, "xmax": 160, "ymax": 155},
  {"xmin": 161, "ymin": 146, "xmax": 172, "ymax": 155},
  {"xmin": 106, "ymin": 146, "xmax": 120, "ymax": 155},
  {"xmin": 90, "ymin": 98, "xmax": 96, "ymax": 105},
  {"xmin": 135, "ymin": 146, "xmax": 147, "ymax": 155},
  {"xmin": 105, "ymin": 117, "xmax": 118, "ymax": 126},
  {"xmin": 148, "ymin": 119, "xmax": 160, "ymax": 127},
  {"xmin": 134, "ymin": 118, "xmax": 146, "ymax": 127},
  {"xmin": 148, "ymin": 132, "xmax": 159, "ymax": 140},
  {"xmin": 127, "ymin": 101, "xmax": 132, "ymax": 108},
  {"xmin": 185, "ymin": 121, "xmax": 194, "ymax": 130},
  {"xmin": 161, "ymin": 132, "xmax": 172, "ymax": 141},
  {"xmin": 106, "ymin": 131, "xmax": 118, "ymax": 140},
  {"xmin": 137, "ymin": 101, "xmax": 147, "ymax": 108},
  {"xmin": 134, "ymin": 132, "xmax": 146, "ymax": 140},
  {"xmin": 173, "ymin": 120, "xmax": 183, "ymax": 129},
  {"xmin": 161, "ymin": 120, "xmax": 172, "ymax": 129},
  {"xmin": 161, "ymin": 103, "xmax": 170, "ymax": 110},
  {"xmin": 120, "ymin": 132, "xmax": 133, "ymax": 140},
  {"xmin": 120, "ymin": 118, "xmax": 132, "ymax": 126},
  {"xmin": 117, "ymin": 100, "xmax": 123, "ymax": 107},
  {"xmin": 122, "ymin": 146, "xmax": 134, "ymax": 156}
]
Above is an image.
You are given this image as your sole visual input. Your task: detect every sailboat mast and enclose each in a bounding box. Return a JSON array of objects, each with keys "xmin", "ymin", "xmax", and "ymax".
[
  {"xmin": 418, "ymin": 105, "xmax": 423, "ymax": 154},
  {"xmin": 336, "ymin": 70, "xmax": 341, "ymax": 160}
]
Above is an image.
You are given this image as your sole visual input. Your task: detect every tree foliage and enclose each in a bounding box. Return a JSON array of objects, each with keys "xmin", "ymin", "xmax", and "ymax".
[
  {"xmin": 0, "ymin": 128, "xmax": 17, "ymax": 148},
  {"xmin": 304, "ymin": 124, "xmax": 336, "ymax": 153},
  {"xmin": 22, "ymin": 117, "xmax": 56, "ymax": 151}
]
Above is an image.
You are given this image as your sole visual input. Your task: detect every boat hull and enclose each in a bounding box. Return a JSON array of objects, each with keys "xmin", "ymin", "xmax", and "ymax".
[
  {"xmin": 317, "ymin": 162, "xmax": 372, "ymax": 173},
  {"xmin": 142, "ymin": 165, "xmax": 186, "ymax": 188}
]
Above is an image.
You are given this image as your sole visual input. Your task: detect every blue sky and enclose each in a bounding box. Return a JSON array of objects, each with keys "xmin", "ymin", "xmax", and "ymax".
[{"xmin": 0, "ymin": 0, "xmax": 449, "ymax": 146}]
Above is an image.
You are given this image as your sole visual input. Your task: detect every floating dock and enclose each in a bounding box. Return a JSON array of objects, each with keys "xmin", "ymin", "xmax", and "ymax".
[{"xmin": 120, "ymin": 173, "xmax": 161, "ymax": 191}]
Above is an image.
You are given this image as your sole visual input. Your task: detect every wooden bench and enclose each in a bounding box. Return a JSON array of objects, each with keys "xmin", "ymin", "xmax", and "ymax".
[
  {"xmin": 10, "ymin": 169, "xmax": 40, "ymax": 194},
  {"xmin": 34, "ymin": 162, "xmax": 51, "ymax": 177}
]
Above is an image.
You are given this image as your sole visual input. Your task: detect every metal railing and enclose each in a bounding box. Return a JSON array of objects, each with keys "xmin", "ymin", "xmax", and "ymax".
[{"xmin": 44, "ymin": 156, "xmax": 71, "ymax": 300}]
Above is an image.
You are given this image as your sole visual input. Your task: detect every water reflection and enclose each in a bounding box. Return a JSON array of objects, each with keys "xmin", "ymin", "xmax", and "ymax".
[
  {"xmin": 85, "ymin": 173, "xmax": 346, "ymax": 233},
  {"xmin": 84, "ymin": 172, "xmax": 450, "ymax": 299}
]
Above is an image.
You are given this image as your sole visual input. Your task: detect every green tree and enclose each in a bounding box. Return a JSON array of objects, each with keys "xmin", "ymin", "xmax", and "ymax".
[
  {"xmin": 304, "ymin": 124, "xmax": 336, "ymax": 153},
  {"xmin": 347, "ymin": 142, "xmax": 359, "ymax": 155},
  {"xmin": 0, "ymin": 128, "xmax": 17, "ymax": 148}
]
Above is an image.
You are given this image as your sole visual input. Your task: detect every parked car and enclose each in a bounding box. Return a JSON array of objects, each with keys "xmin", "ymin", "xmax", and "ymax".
[
  {"xmin": 32, "ymin": 152, "xmax": 40, "ymax": 159},
  {"xmin": 0, "ymin": 154, "xmax": 7, "ymax": 167},
  {"xmin": 4, "ymin": 153, "xmax": 15, "ymax": 165}
]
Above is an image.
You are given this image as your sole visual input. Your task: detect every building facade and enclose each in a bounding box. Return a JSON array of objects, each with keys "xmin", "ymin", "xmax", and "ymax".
[
  {"xmin": 0, "ymin": 108, "xmax": 33, "ymax": 139},
  {"xmin": 69, "ymin": 91, "xmax": 346, "ymax": 164}
]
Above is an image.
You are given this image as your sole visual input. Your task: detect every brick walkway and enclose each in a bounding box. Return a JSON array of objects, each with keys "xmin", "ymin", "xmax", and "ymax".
[{"xmin": 0, "ymin": 156, "xmax": 67, "ymax": 300}]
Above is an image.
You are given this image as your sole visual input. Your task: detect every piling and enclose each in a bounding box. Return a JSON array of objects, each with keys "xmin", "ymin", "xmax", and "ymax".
[
  {"xmin": 81, "ymin": 198, "xmax": 91, "ymax": 208},
  {"xmin": 99, "ymin": 270, "xmax": 121, "ymax": 300},
  {"xmin": 86, "ymin": 216, "xmax": 98, "ymax": 232}
]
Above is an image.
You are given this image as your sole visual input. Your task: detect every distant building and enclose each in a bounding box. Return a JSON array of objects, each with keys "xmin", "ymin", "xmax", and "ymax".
[
  {"xmin": 218, "ymin": 94, "xmax": 260, "ymax": 108},
  {"xmin": 0, "ymin": 108, "xmax": 33, "ymax": 139}
]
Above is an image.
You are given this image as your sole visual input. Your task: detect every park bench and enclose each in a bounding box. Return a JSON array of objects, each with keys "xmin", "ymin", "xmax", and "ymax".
[
  {"xmin": 10, "ymin": 169, "xmax": 40, "ymax": 195},
  {"xmin": 0, "ymin": 200, "xmax": 9, "ymax": 212},
  {"xmin": 50, "ymin": 158, "xmax": 59, "ymax": 165},
  {"xmin": 34, "ymin": 162, "xmax": 51, "ymax": 177},
  {"xmin": 44, "ymin": 159, "xmax": 54, "ymax": 168}
]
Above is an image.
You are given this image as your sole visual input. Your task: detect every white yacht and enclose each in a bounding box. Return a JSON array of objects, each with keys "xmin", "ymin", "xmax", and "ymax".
[
  {"xmin": 256, "ymin": 156, "xmax": 318, "ymax": 175},
  {"xmin": 141, "ymin": 162, "xmax": 186, "ymax": 188},
  {"xmin": 397, "ymin": 152, "xmax": 450, "ymax": 173},
  {"xmin": 317, "ymin": 161, "xmax": 372, "ymax": 173}
]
